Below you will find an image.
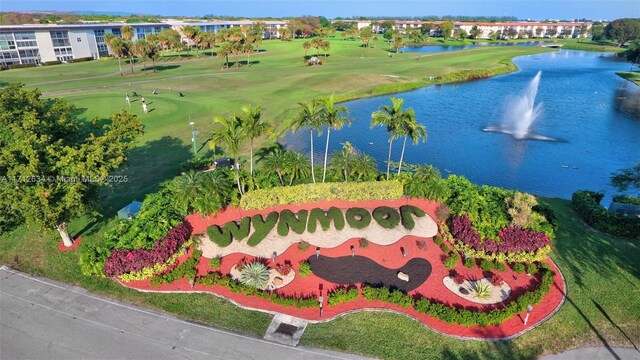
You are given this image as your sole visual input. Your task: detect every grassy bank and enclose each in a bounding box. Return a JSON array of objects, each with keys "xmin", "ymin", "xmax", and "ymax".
[{"xmin": 616, "ymin": 71, "xmax": 640, "ymax": 86}]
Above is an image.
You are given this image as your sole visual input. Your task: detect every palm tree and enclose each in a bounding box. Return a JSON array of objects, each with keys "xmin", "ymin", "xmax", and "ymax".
[
  {"xmin": 291, "ymin": 101, "xmax": 322, "ymax": 183},
  {"xmin": 240, "ymin": 104, "xmax": 270, "ymax": 177},
  {"xmin": 182, "ymin": 25, "xmax": 201, "ymax": 57},
  {"xmin": 120, "ymin": 25, "xmax": 135, "ymax": 74},
  {"xmin": 283, "ymin": 151, "xmax": 311, "ymax": 185},
  {"xmin": 317, "ymin": 95, "xmax": 350, "ymax": 183},
  {"xmin": 104, "ymin": 33, "xmax": 126, "ymax": 76},
  {"xmin": 131, "ymin": 39, "xmax": 148, "ymax": 75},
  {"xmin": 259, "ymin": 143, "xmax": 288, "ymax": 186},
  {"xmin": 397, "ymin": 109, "xmax": 427, "ymax": 175},
  {"xmin": 211, "ymin": 114, "xmax": 245, "ymax": 194},
  {"xmin": 170, "ymin": 169, "xmax": 233, "ymax": 215},
  {"xmin": 329, "ymin": 141, "xmax": 356, "ymax": 182},
  {"xmin": 404, "ymin": 164, "xmax": 449, "ymax": 201},
  {"xmin": 352, "ymin": 153, "xmax": 378, "ymax": 181},
  {"xmin": 303, "ymin": 41, "xmax": 311, "ymax": 58},
  {"xmin": 217, "ymin": 42, "xmax": 233, "ymax": 68},
  {"xmin": 371, "ymin": 97, "xmax": 407, "ymax": 180}
]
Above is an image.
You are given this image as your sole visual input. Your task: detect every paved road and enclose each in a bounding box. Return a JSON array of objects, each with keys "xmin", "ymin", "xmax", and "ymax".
[
  {"xmin": 0, "ymin": 267, "xmax": 371, "ymax": 360},
  {"xmin": 539, "ymin": 347, "xmax": 640, "ymax": 360}
]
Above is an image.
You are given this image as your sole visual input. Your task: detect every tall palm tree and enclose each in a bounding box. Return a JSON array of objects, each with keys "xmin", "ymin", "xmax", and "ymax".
[
  {"xmin": 291, "ymin": 101, "xmax": 322, "ymax": 183},
  {"xmin": 120, "ymin": 25, "xmax": 135, "ymax": 74},
  {"xmin": 104, "ymin": 33, "xmax": 126, "ymax": 76},
  {"xmin": 217, "ymin": 42, "xmax": 233, "ymax": 68},
  {"xmin": 371, "ymin": 97, "xmax": 406, "ymax": 180},
  {"xmin": 397, "ymin": 108, "xmax": 427, "ymax": 175},
  {"xmin": 131, "ymin": 39, "xmax": 148, "ymax": 75},
  {"xmin": 181, "ymin": 25, "xmax": 201, "ymax": 57},
  {"xmin": 317, "ymin": 95, "xmax": 350, "ymax": 183},
  {"xmin": 211, "ymin": 114, "xmax": 245, "ymax": 194},
  {"xmin": 240, "ymin": 104, "xmax": 270, "ymax": 177}
]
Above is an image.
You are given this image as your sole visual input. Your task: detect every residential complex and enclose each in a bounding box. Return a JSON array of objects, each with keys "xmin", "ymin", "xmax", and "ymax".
[
  {"xmin": 0, "ymin": 20, "xmax": 286, "ymax": 67},
  {"xmin": 355, "ymin": 20, "xmax": 591, "ymax": 39}
]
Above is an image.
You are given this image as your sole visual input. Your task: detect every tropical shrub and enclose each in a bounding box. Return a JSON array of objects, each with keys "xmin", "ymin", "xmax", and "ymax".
[
  {"xmin": 361, "ymin": 285, "xmax": 413, "ymax": 307},
  {"xmin": 358, "ymin": 238, "xmax": 369, "ymax": 248},
  {"xmin": 119, "ymin": 238, "xmax": 195, "ymax": 282},
  {"xmin": 298, "ymin": 261, "xmax": 312, "ymax": 277},
  {"xmin": 240, "ymin": 262, "xmax": 271, "ymax": 289},
  {"xmin": 399, "ymin": 205, "xmax": 426, "ymax": 230},
  {"xmin": 416, "ymin": 239, "xmax": 427, "ymax": 250},
  {"xmin": 495, "ymin": 261, "xmax": 507, "ymax": 272},
  {"xmin": 207, "ymin": 217, "xmax": 251, "ymax": 247},
  {"xmin": 572, "ymin": 190, "xmax": 640, "ymax": 239},
  {"xmin": 473, "ymin": 282, "xmax": 492, "ymax": 299},
  {"xmin": 345, "ymin": 207, "xmax": 372, "ymax": 229},
  {"xmin": 373, "ymin": 206, "xmax": 401, "ymax": 229},
  {"xmin": 307, "ymin": 207, "xmax": 345, "ymax": 233},
  {"xmin": 434, "ymin": 236, "xmax": 443, "ymax": 245},
  {"xmin": 454, "ymin": 273, "xmax": 465, "ymax": 284},
  {"xmin": 513, "ymin": 262, "xmax": 525, "ymax": 274},
  {"xmin": 240, "ymin": 180, "xmax": 403, "ymax": 210},
  {"xmin": 275, "ymin": 263, "xmax": 292, "ymax": 276},
  {"xmin": 150, "ymin": 249, "xmax": 202, "ymax": 285},
  {"xmin": 526, "ymin": 262, "xmax": 538, "ymax": 275},
  {"xmin": 480, "ymin": 259, "xmax": 495, "ymax": 272},
  {"xmin": 440, "ymin": 243, "xmax": 451, "ymax": 254},
  {"xmin": 490, "ymin": 274, "xmax": 504, "ymax": 286},
  {"xmin": 103, "ymin": 222, "xmax": 193, "ymax": 277},
  {"xmin": 209, "ymin": 256, "xmax": 222, "ymax": 269},
  {"xmin": 327, "ymin": 286, "xmax": 359, "ymax": 306},
  {"xmin": 277, "ymin": 209, "xmax": 308, "ymax": 236},
  {"xmin": 247, "ymin": 211, "xmax": 278, "ymax": 246},
  {"xmin": 436, "ymin": 204, "xmax": 451, "ymax": 224},
  {"xmin": 443, "ymin": 255, "xmax": 458, "ymax": 270},
  {"xmin": 297, "ymin": 240, "xmax": 310, "ymax": 251},
  {"xmin": 464, "ymin": 257, "xmax": 475, "ymax": 268}
]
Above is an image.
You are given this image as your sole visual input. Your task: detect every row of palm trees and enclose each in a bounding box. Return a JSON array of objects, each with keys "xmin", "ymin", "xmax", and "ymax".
[{"xmin": 210, "ymin": 95, "xmax": 427, "ymax": 193}]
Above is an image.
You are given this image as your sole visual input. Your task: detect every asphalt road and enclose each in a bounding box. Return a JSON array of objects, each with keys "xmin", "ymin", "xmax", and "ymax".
[{"xmin": 0, "ymin": 266, "xmax": 371, "ymax": 360}]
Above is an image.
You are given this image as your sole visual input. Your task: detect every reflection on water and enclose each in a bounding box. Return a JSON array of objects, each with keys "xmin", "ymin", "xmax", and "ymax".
[{"xmin": 283, "ymin": 50, "xmax": 640, "ymax": 200}]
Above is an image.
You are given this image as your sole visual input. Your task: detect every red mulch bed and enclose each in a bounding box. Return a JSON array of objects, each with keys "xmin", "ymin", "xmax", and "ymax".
[
  {"xmin": 58, "ymin": 236, "xmax": 82, "ymax": 252},
  {"xmin": 120, "ymin": 198, "xmax": 566, "ymax": 340}
]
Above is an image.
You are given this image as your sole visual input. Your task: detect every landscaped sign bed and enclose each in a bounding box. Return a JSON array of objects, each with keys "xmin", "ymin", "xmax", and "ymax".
[{"xmin": 114, "ymin": 198, "xmax": 565, "ymax": 340}]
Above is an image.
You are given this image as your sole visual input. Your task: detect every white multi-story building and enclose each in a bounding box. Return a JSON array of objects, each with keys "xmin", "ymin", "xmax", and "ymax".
[
  {"xmin": 355, "ymin": 20, "xmax": 590, "ymax": 39},
  {"xmin": 0, "ymin": 20, "xmax": 286, "ymax": 67}
]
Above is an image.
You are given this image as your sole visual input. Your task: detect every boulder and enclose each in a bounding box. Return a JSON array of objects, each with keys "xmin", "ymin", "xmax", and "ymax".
[
  {"xmin": 397, "ymin": 271, "xmax": 409, "ymax": 282},
  {"xmin": 273, "ymin": 277, "xmax": 284, "ymax": 286}
]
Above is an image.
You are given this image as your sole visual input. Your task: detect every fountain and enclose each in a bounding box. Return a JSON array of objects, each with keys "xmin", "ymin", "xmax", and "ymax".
[{"xmin": 484, "ymin": 71, "xmax": 558, "ymax": 141}]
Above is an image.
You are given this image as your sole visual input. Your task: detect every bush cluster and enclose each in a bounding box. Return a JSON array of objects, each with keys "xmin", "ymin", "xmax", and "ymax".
[
  {"xmin": 572, "ymin": 191, "xmax": 640, "ymax": 239},
  {"xmin": 613, "ymin": 194, "xmax": 640, "ymax": 206},
  {"xmin": 41, "ymin": 60, "xmax": 62, "ymax": 66},
  {"xmin": 240, "ymin": 180, "xmax": 403, "ymax": 210},
  {"xmin": 68, "ymin": 56, "xmax": 94, "ymax": 63},
  {"xmin": 298, "ymin": 261, "xmax": 312, "ymax": 277},
  {"xmin": 103, "ymin": 223, "xmax": 192, "ymax": 277},
  {"xmin": 194, "ymin": 272, "xmax": 317, "ymax": 308},
  {"xmin": 150, "ymin": 249, "xmax": 202, "ymax": 285},
  {"xmin": 119, "ymin": 238, "xmax": 195, "ymax": 282},
  {"xmin": 327, "ymin": 286, "xmax": 360, "ymax": 306},
  {"xmin": 361, "ymin": 268, "xmax": 555, "ymax": 327},
  {"xmin": 8, "ymin": 63, "xmax": 37, "ymax": 69}
]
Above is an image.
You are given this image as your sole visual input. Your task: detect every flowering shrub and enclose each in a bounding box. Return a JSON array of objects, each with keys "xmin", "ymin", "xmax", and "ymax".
[
  {"xmin": 103, "ymin": 223, "xmax": 192, "ymax": 277},
  {"xmin": 454, "ymin": 273, "xmax": 465, "ymax": 284},
  {"xmin": 450, "ymin": 215, "xmax": 552, "ymax": 262},
  {"xmin": 490, "ymin": 274, "xmax": 504, "ymax": 286}
]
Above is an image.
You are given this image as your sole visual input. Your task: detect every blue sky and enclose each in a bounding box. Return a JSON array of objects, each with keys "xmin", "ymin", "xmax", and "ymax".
[{"xmin": 4, "ymin": 0, "xmax": 639, "ymax": 21}]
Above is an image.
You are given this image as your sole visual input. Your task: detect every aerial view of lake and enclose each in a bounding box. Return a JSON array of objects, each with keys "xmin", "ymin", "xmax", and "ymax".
[{"xmin": 283, "ymin": 50, "xmax": 640, "ymax": 200}]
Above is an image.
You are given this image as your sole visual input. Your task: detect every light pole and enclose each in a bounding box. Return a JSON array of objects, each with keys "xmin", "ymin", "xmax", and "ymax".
[
  {"xmin": 524, "ymin": 304, "xmax": 533, "ymax": 325},
  {"xmin": 189, "ymin": 120, "xmax": 199, "ymax": 155}
]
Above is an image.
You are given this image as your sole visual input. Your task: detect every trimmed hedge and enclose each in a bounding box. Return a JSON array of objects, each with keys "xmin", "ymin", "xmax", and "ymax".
[
  {"xmin": 373, "ymin": 206, "xmax": 401, "ymax": 229},
  {"xmin": 345, "ymin": 207, "xmax": 372, "ymax": 229},
  {"xmin": 42, "ymin": 60, "xmax": 62, "ymax": 66},
  {"xmin": 572, "ymin": 190, "xmax": 640, "ymax": 239},
  {"xmin": 8, "ymin": 63, "xmax": 36, "ymax": 69},
  {"xmin": 195, "ymin": 272, "xmax": 318, "ymax": 308},
  {"xmin": 247, "ymin": 212, "xmax": 279, "ymax": 246},
  {"xmin": 400, "ymin": 205, "xmax": 426, "ymax": 230},
  {"xmin": 307, "ymin": 207, "xmax": 345, "ymax": 233},
  {"xmin": 206, "ymin": 217, "xmax": 251, "ymax": 247},
  {"xmin": 69, "ymin": 56, "xmax": 94, "ymax": 63},
  {"xmin": 362, "ymin": 268, "xmax": 555, "ymax": 327},
  {"xmin": 277, "ymin": 210, "xmax": 308, "ymax": 236},
  {"xmin": 240, "ymin": 180, "xmax": 404, "ymax": 210}
]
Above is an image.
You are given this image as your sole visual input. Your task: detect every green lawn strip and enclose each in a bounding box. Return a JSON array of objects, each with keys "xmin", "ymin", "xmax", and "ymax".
[
  {"xmin": 616, "ymin": 71, "xmax": 640, "ymax": 86},
  {"xmin": 299, "ymin": 198, "xmax": 640, "ymax": 359}
]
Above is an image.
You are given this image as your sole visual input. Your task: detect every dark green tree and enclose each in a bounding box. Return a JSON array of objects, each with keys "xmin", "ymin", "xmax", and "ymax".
[
  {"xmin": 0, "ymin": 84, "xmax": 143, "ymax": 244},
  {"xmin": 605, "ymin": 18, "xmax": 640, "ymax": 47},
  {"xmin": 611, "ymin": 163, "xmax": 640, "ymax": 191}
]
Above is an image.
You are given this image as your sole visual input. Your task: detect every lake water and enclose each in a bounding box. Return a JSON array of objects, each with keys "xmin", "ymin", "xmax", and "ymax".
[
  {"xmin": 283, "ymin": 50, "xmax": 640, "ymax": 200},
  {"xmin": 401, "ymin": 41, "xmax": 554, "ymax": 53}
]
